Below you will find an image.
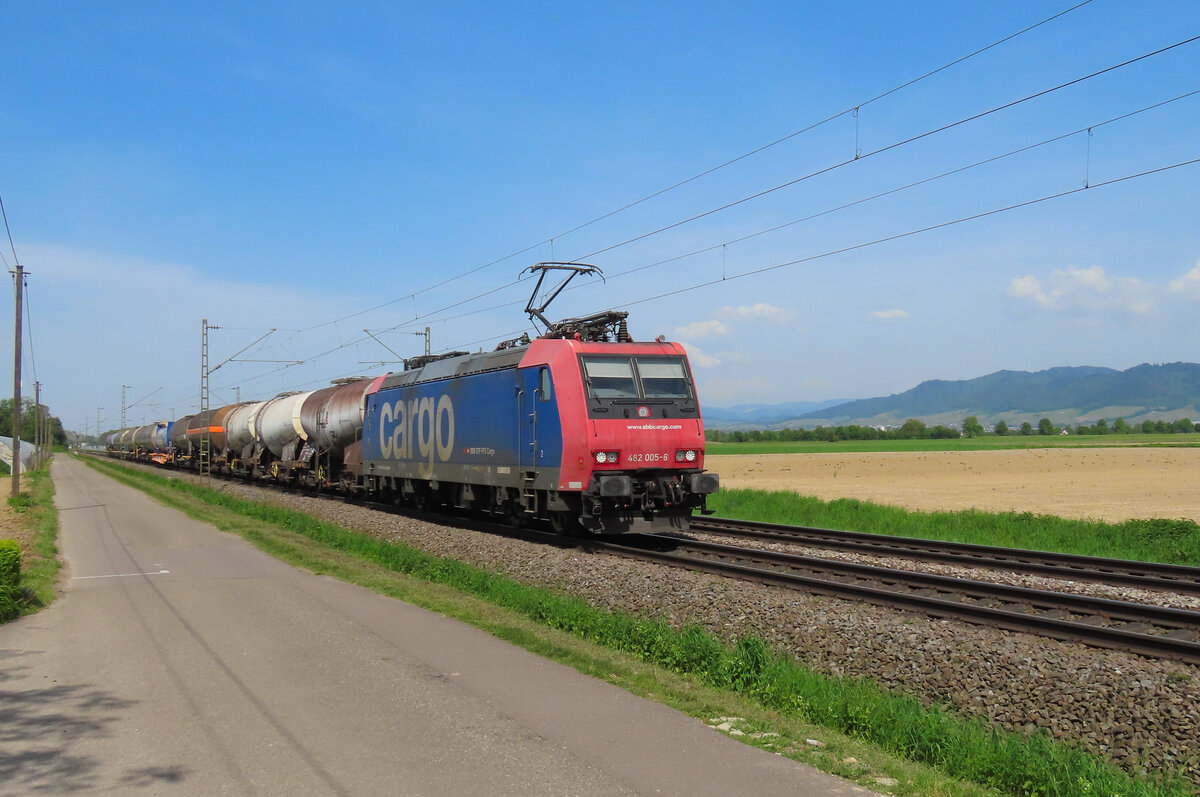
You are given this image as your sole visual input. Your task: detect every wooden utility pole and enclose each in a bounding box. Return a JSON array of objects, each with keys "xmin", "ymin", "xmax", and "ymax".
[
  {"xmin": 11, "ymin": 264, "xmax": 23, "ymax": 495},
  {"xmin": 33, "ymin": 380, "xmax": 40, "ymax": 470}
]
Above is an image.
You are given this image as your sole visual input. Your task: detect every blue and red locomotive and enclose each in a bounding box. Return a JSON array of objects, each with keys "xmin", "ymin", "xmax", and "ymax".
[{"xmin": 106, "ymin": 264, "xmax": 719, "ymax": 532}]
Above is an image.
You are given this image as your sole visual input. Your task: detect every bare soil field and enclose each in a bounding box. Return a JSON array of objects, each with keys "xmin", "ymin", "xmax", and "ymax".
[
  {"xmin": 709, "ymin": 447, "xmax": 1200, "ymax": 523},
  {"xmin": 0, "ymin": 486, "xmax": 35, "ymax": 554}
]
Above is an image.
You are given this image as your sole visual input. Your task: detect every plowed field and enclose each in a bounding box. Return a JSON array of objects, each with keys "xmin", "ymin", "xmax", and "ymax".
[{"xmin": 708, "ymin": 447, "xmax": 1200, "ymax": 523}]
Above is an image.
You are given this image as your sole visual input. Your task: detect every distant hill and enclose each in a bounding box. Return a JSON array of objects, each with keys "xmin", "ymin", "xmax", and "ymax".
[
  {"xmin": 702, "ymin": 399, "xmax": 851, "ymax": 427},
  {"xmin": 704, "ymin": 363, "xmax": 1200, "ymax": 430}
]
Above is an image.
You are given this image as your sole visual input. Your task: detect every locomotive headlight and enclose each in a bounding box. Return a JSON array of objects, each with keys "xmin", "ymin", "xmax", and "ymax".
[
  {"xmin": 675, "ymin": 449, "xmax": 698, "ymax": 462},
  {"xmin": 637, "ymin": 406, "xmax": 651, "ymax": 418},
  {"xmin": 595, "ymin": 451, "xmax": 619, "ymax": 464}
]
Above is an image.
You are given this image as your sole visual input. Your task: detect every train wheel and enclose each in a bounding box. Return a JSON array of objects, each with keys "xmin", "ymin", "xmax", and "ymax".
[{"xmin": 548, "ymin": 511, "xmax": 577, "ymax": 535}]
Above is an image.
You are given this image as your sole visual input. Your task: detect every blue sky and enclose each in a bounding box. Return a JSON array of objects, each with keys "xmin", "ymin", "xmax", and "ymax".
[{"xmin": 2, "ymin": 1, "xmax": 1198, "ymax": 433}]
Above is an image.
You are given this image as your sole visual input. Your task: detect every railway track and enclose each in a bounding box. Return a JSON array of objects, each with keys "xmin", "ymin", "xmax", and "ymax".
[
  {"xmin": 592, "ymin": 533, "xmax": 1200, "ymax": 666},
  {"xmin": 690, "ymin": 516, "xmax": 1200, "ymax": 597},
  {"xmin": 118, "ymin": 459, "xmax": 1200, "ymax": 664}
]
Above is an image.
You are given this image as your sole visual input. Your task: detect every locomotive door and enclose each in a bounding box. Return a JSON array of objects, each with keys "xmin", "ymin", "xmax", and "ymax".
[
  {"xmin": 518, "ymin": 368, "xmax": 539, "ymax": 473},
  {"xmin": 518, "ymin": 366, "xmax": 554, "ymax": 473}
]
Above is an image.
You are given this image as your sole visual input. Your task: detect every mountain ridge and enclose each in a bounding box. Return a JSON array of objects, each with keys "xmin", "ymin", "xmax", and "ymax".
[{"xmin": 704, "ymin": 362, "xmax": 1200, "ymax": 430}]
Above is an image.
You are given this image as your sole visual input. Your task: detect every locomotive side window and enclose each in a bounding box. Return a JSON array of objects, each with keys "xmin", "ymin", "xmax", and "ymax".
[
  {"xmin": 539, "ymin": 367, "xmax": 553, "ymax": 401},
  {"xmin": 635, "ymin": 358, "xmax": 690, "ymax": 398},
  {"xmin": 583, "ymin": 358, "xmax": 638, "ymax": 398}
]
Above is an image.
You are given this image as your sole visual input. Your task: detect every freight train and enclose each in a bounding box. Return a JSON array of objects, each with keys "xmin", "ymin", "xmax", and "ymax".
[{"xmin": 105, "ymin": 264, "xmax": 719, "ymax": 533}]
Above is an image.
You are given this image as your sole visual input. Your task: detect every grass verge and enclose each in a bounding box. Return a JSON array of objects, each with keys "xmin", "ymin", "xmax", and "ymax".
[
  {"xmin": 1, "ymin": 465, "xmax": 61, "ymax": 620},
  {"xmin": 81, "ymin": 457, "xmax": 1193, "ymax": 797},
  {"xmin": 707, "ymin": 489, "xmax": 1200, "ymax": 567},
  {"xmin": 706, "ymin": 437, "xmax": 1200, "ymax": 455}
]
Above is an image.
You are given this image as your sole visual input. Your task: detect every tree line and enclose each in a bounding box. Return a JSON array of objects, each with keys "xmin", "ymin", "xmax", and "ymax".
[
  {"xmin": 0, "ymin": 398, "xmax": 67, "ymax": 447},
  {"xmin": 706, "ymin": 415, "xmax": 1200, "ymax": 443}
]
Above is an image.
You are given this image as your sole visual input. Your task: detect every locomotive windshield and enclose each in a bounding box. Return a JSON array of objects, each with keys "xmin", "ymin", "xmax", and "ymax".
[
  {"xmin": 636, "ymin": 358, "xmax": 689, "ymax": 398},
  {"xmin": 582, "ymin": 358, "xmax": 639, "ymax": 398},
  {"xmin": 582, "ymin": 356, "xmax": 692, "ymax": 400}
]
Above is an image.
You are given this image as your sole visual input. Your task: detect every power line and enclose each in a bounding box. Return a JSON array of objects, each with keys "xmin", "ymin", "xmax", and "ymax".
[
  {"xmin": 585, "ymin": 89, "xmax": 1200, "ymax": 285},
  {"xmin": 139, "ymin": 21, "xmax": 1193, "ymax": 410},
  {"xmin": 544, "ymin": 0, "xmax": 1100, "ymax": 248},
  {"xmin": 571, "ymin": 34, "xmax": 1200, "ymax": 263},
  {"xmin": 0, "ymin": 187, "xmax": 18, "ymax": 265},
  {"xmin": 617, "ymin": 157, "xmax": 1200, "ymax": 310},
  {"xmin": 287, "ymin": 31, "xmax": 1200, "ymax": 349},
  {"xmin": 22, "ymin": 276, "xmax": 37, "ymax": 382},
  {"xmin": 225, "ymin": 147, "xmax": 1200, "ymax": 405},
  {"xmin": 283, "ymin": 0, "xmax": 1098, "ymax": 336},
  {"xmin": 354, "ymin": 88, "xmax": 1200, "ymax": 334},
  {"xmin": 203, "ymin": 155, "xmax": 1199, "ymax": 409}
]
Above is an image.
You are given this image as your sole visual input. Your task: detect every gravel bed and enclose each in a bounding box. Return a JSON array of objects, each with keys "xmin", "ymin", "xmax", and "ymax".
[
  {"xmin": 688, "ymin": 531, "xmax": 1200, "ymax": 612},
  {"xmin": 177, "ymin": 472, "xmax": 1200, "ymax": 784}
]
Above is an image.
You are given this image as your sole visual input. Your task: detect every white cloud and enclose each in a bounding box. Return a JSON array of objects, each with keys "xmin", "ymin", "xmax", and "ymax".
[
  {"xmin": 677, "ymin": 341, "xmax": 721, "ymax": 368},
  {"xmin": 673, "ymin": 319, "xmax": 732, "ymax": 339},
  {"xmin": 17, "ymin": 243, "xmax": 372, "ymax": 431},
  {"xmin": 1008, "ymin": 274, "xmax": 1054, "ymax": 308},
  {"xmin": 672, "ymin": 302, "xmax": 794, "ymax": 343},
  {"xmin": 717, "ymin": 302, "xmax": 795, "ymax": 323},
  {"xmin": 871, "ymin": 309, "xmax": 909, "ymax": 321},
  {"xmin": 1008, "ymin": 265, "xmax": 1154, "ymax": 315},
  {"xmin": 1169, "ymin": 262, "xmax": 1200, "ymax": 299}
]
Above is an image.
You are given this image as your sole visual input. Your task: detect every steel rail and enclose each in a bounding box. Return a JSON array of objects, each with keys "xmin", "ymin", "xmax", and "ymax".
[
  {"xmin": 593, "ymin": 534, "xmax": 1200, "ymax": 665},
  {"xmin": 690, "ymin": 516, "xmax": 1200, "ymax": 596},
  {"xmin": 97, "ymin": 457, "xmax": 1200, "ymax": 663}
]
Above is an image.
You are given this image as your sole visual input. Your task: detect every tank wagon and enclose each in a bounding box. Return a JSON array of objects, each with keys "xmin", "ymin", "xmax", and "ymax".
[{"xmin": 103, "ymin": 263, "xmax": 719, "ymax": 532}]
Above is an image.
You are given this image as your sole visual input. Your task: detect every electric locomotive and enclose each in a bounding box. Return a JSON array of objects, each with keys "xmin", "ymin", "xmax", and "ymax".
[
  {"xmin": 104, "ymin": 263, "xmax": 720, "ymax": 533},
  {"xmin": 357, "ymin": 263, "xmax": 718, "ymax": 532},
  {"xmin": 360, "ymin": 313, "xmax": 717, "ymax": 532}
]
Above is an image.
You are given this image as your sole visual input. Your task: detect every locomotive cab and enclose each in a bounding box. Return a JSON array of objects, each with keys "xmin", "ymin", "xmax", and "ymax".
[{"xmin": 534, "ymin": 340, "xmax": 719, "ymax": 533}]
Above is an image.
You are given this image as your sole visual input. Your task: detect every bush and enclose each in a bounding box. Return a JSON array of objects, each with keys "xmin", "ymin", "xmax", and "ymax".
[
  {"xmin": 7, "ymin": 493, "xmax": 32, "ymax": 512},
  {"xmin": 0, "ymin": 541, "xmax": 19, "ymax": 622},
  {"xmin": 0, "ymin": 585, "xmax": 18, "ymax": 622},
  {"xmin": 0, "ymin": 539, "xmax": 19, "ymax": 587}
]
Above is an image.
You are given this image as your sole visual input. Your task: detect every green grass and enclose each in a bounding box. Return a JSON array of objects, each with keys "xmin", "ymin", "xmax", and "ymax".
[
  {"xmin": 707, "ymin": 436, "xmax": 1200, "ymax": 455},
  {"xmin": 0, "ymin": 539, "xmax": 19, "ymax": 621},
  {"xmin": 1, "ymin": 465, "xmax": 61, "ymax": 619},
  {"xmin": 708, "ymin": 489, "xmax": 1200, "ymax": 566},
  {"xmin": 79, "ymin": 456, "xmax": 1194, "ymax": 797}
]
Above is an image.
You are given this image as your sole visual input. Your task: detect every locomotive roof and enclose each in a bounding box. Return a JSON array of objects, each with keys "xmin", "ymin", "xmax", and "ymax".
[
  {"xmin": 378, "ymin": 346, "xmax": 527, "ymax": 390},
  {"xmin": 375, "ymin": 335, "xmax": 687, "ymax": 393}
]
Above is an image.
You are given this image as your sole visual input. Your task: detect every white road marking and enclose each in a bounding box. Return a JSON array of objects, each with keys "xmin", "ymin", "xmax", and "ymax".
[{"xmin": 75, "ymin": 569, "xmax": 171, "ymax": 580}]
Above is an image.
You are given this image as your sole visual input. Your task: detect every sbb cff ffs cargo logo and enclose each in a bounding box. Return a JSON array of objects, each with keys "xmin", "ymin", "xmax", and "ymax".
[{"xmin": 377, "ymin": 395, "xmax": 455, "ymax": 467}]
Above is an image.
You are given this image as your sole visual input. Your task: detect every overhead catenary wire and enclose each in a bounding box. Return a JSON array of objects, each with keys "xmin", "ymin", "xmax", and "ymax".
[
  {"xmin": 317, "ymin": 88, "xmax": 1200, "ymax": 337},
  {"xmin": 285, "ymin": 32, "xmax": 1200, "ymax": 359},
  {"xmin": 284, "ymin": 0, "xmax": 1099, "ymax": 337},
  {"xmin": 571, "ymin": 34, "xmax": 1200, "ymax": 263},
  {"xmin": 161, "ymin": 26, "xmax": 1195, "ymax": 415},
  {"xmin": 208, "ymin": 150, "xmax": 1200, "ymax": 408},
  {"xmin": 580, "ymin": 89, "xmax": 1200, "ymax": 286},
  {"xmin": 613, "ymin": 157, "xmax": 1200, "ymax": 311},
  {"xmin": 543, "ymin": 0, "xmax": 1100, "ymax": 246},
  {"xmin": 405, "ymin": 155, "xmax": 1200, "ymax": 356}
]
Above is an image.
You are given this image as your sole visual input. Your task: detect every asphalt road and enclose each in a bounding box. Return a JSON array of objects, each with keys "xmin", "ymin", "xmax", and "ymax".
[{"xmin": 0, "ymin": 457, "xmax": 874, "ymax": 795}]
